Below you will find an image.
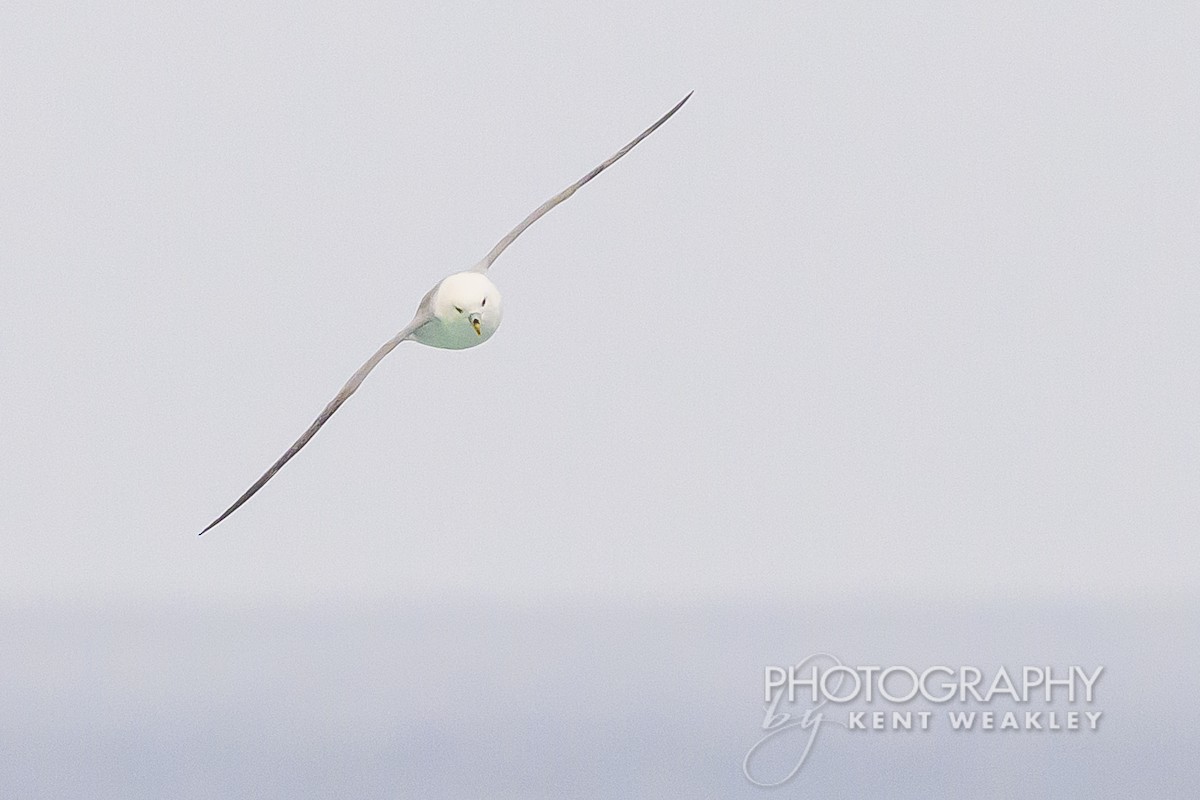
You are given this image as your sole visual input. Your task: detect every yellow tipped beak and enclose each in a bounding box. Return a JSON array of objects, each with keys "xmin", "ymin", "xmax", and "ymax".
[{"xmin": 472, "ymin": 318, "xmax": 482, "ymax": 336}]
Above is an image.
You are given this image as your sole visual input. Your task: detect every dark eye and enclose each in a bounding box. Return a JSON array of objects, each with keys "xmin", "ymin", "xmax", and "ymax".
[
  {"xmin": 454, "ymin": 306, "xmax": 463, "ymax": 313},
  {"xmin": 481, "ymin": 297, "xmax": 487, "ymax": 307}
]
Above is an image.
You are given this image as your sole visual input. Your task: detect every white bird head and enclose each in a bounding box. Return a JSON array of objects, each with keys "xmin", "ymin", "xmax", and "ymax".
[
  {"xmin": 199, "ymin": 93, "xmax": 690, "ymax": 534},
  {"xmin": 411, "ymin": 271, "xmax": 504, "ymax": 350}
]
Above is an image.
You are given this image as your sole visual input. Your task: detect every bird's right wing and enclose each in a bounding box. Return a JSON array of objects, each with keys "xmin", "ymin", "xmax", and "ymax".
[
  {"xmin": 470, "ymin": 91, "xmax": 692, "ymax": 274},
  {"xmin": 199, "ymin": 312, "xmax": 431, "ymax": 535}
]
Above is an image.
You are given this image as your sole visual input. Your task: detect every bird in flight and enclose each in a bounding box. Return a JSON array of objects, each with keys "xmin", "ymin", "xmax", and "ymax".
[{"xmin": 200, "ymin": 92, "xmax": 692, "ymax": 534}]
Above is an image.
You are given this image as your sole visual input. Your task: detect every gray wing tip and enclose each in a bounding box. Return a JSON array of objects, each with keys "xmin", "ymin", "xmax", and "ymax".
[{"xmin": 198, "ymin": 502, "xmax": 241, "ymax": 535}]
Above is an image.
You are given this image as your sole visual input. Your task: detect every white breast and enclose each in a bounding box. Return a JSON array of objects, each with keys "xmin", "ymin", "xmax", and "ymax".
[{"xmin": 411, "ymin": 272, "xmax": 503, "ymax": 350}]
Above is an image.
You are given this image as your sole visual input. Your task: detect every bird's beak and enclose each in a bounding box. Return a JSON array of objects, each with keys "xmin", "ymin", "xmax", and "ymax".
[{"xmin": 471, "ymin": 317, "xmax": 482, "ymax": 336}]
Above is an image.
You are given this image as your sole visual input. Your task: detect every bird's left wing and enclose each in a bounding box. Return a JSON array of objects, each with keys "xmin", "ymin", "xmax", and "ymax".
[
  {"xmin": 471, "ymin": 91, "xmax": 692, "ymax": 274},
  {"xmin": 199, "ymin": 312, "xmax": 431, "ymax": 535}
]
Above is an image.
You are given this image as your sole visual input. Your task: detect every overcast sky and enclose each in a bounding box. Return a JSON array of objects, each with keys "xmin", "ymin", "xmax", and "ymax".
[
  {"xmin": 4, "ymin": 1, "xmax": 1196, "ymax": 607},
  {"xmin": 1, "ymin": 2, "xmax": 1197, "ymax": 797}
]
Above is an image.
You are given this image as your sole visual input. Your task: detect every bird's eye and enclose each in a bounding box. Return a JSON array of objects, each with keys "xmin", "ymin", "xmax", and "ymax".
[
  {"xmin": 481, "ymin": 297, "xmax": 487, "ymax": 307},
  {"xmin": 454, "ymin": 306, "xmax": 463, "ymax": 313}
]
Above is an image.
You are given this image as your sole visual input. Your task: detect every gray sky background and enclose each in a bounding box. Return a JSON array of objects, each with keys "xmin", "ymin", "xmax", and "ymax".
[
  {"xmin": 3, "ymin": 1, "xmax": 1195, "ymax": 607},
  {"xmin": 1, "ymin": 2, "xmax": 1197, "ymax": 797}
]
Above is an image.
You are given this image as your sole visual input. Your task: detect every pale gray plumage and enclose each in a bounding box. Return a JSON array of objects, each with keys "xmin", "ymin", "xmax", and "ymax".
[
  {"xmin": 471, "ymin": 91, "xmax": 693, "ymax": 273},
  {"xmin": 200, "ymin": 92, "xmax": 692, "ymax": 534}
]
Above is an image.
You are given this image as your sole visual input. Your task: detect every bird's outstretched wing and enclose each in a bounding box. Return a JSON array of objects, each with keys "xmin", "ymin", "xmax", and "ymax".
[
  {"xmin": 200, "ymin": 314, "xmax": 430, "ymax": 535},
  {"xmin": 471, "ymin": 91, "xmax": 692, "ymax": 274}
]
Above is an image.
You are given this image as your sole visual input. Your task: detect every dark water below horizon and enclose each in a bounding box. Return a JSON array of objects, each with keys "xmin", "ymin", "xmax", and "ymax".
[{"xmin": 1, "ymin": 596, "xmax": 1192, "ymax": 798}]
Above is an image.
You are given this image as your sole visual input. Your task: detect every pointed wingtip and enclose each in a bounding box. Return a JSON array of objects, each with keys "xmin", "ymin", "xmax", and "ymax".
[
  {"xmin": 198, "ymin": 513, "xmax": 227, "ymax": 536},
  {"xmin": 662, "ymin": 91, "xmax": 693, "ymax": 122}
]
